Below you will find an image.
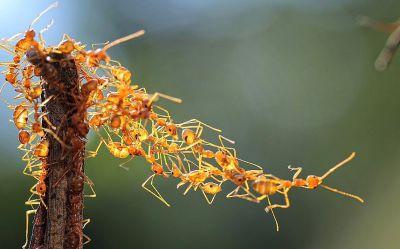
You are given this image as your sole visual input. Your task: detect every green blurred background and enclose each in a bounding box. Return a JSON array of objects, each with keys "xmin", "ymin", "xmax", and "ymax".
[{"xmin": 1, "ymin": 0, "xmax": 400, "ymax": 248}]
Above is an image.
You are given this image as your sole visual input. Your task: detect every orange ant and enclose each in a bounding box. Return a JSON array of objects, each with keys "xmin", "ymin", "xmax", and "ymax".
[
  {"xmin": 283, "ymin": 152, "xmax": 364, "ymax": 203},
  {"xmin": 85, "ymin": 30, "xmax": 145, "ymax": 67},
  {"xmin": 246, "ymin": 153, "xmax": 364, "ymax": 218}
]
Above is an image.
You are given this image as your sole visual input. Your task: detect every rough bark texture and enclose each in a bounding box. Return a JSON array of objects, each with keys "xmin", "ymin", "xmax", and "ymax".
[
  {"xmin": 29, "ymin": 204, "xmax": 47, "ymax": 248},
  {"xmin": 28, "ymin": 51, "xmax": 86, "ymax": 249}
]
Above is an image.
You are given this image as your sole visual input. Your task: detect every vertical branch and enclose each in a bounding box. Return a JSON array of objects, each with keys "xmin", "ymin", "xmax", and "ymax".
[{"xmin": 28, "ymin": 51, "xmax": 86, "ymax": 249}]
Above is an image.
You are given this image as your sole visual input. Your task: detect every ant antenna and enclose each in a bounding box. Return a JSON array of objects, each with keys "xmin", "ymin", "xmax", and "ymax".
[
  {"xmin": 29, "ymin": 2, "xmax": 59, "ymax": 30},
  {"xmin": 320, "ymin": 152, "xmax": 356, "ymax": 180},
  {"xmin": 320, "ymin": 184, "xmax": 364, "ymax": 203},
  {"xmin": 39, "ymin": 19, "xmax": 55, "ymax": 46},
  {"xmin": 102, "ymin": 30, "xmax": 145, "ymax": 52}
]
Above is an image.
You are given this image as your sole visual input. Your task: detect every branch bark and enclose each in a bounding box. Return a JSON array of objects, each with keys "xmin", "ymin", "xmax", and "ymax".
[{"xmin": 28, "ymin": 51, "xmax": 86, "ymax": 249}]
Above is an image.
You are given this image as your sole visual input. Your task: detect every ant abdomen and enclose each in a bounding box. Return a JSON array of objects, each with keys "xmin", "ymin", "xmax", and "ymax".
[
  {"xmin": 253, "ymin": 179, "xmax": 278, "ymax": 196},
  {"xmin": 70, "ymin": 175, "xmax": 84, "ymax": 194}
]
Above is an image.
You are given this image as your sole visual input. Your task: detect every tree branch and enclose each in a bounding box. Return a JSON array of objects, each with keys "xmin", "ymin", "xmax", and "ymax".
[{"xmin": 28, "ymin": 51, "xmax": 86, "ymax": 249}]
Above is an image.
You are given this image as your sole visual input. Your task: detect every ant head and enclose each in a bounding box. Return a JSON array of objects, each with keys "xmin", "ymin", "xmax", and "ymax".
[
  {"xmin": 306, "ymin": 175, "xmax": 321, "ymax": 189},
  {"xmin": 231, "ymin": 172, "xmax": 246, "ymax": 186},
  {"xmin": 166, "ymin": 123, "xmax": 177, "ymax": 136},
  {"xmin": 151, "ymin": 163, "xmax": 164, "ymax": 175},
  {"xmin": 25, "ymin": 29, "xmax": 36, "ymax": 39},
  {"xmin": 36, "ymin": 182, "xmax": 46, "ymax": 196},
  {"xmin": 110, "ymin": 116, "xmax": 122, "ymax": 129}
]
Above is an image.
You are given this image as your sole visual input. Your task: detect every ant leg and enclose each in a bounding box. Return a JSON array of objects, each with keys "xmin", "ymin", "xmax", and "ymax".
[
  {"xmin": 82, "ymin": 218, "xmax": 92, "ymax": 244},
  {"xmin": 0, "ymin": 43, "xmax": 17, "ymax": 55},
  {"xmin": 82, "ymin": 218, "xmax": 91, "ymax": 229},
  {"xmin": 198, "ymin": 119, "xmax": 221, "ymax": 133},
  {"xmin": 176, "ymin": 180, "xmax": 187, "ymax": 189},
  {"xmin": 217, "ymin": 135, "xmax": 237, "ymax": 157},
  {"xmin": 237, "ymin": 158, "xmax": 263, "ymax": 170},
  {"xmin": 182, "ymin": 140, "xmax": 202, "ymax": 155},
  {"xmin": 225, "ymin": 186, "xmax": 239, "ymax": 198},
  {"xmin": 22, "ymin": 161, "xmax": 41, "ymax": 177},
  {"xmin": 38, "ymin": 95, "xmax": 54, "ymax": 107},
  {"xmin": 200, "ymin": 189, "xmax": 217, "ymax": 205},
  {"xmin": 320, "ymin": 184, "xmax": 364, "ymax": 203},
  {"xmin": 265, "ymin": 190, "xmax": 290, "ymax": 213},
  {"xmin": 218, "ymin": 135, "xmax": 235, "ymax": 146},
  {"xmin": 288, "ymin": 165, "xmax": 302, "ymax": 180},
  {"xmin": 27, "ymin": 185, "xmax": 47, "ymax": 208},
  {"xmin": 176, "ymin": 154, "xmax": 189, "ymax": 174},
  {"xmin": 25, "ymin": 193, "xmax": 40, "ymax": 209},
  {"xmin": 41, "ymin": 115, "xmax": 56, "ymax": 130},
  {"xmin": 141, "ymin": 174, "xmax": 171, "ymax": 207},
  {"xmin": 22, "ymin": 209, "xmax": 37, "ymax": 249},
  {"xmin": 119, "ymin": 156, "xmax": 133, "ymax": 171},
  {"xmin": 0, "ymin": 81, "xmax": 7, "ymax": 99},
  {"xmin": 43, "ymin": 128, "xmax": 70, "ymax": 149},
  {"xmin": 154, "ymin": 105, "xmax": 172, "ymax": 119},
  {"xmin": 226, "ymin": 185, "xmax": 259, "ymax": 203},
  {"xmin": 195, "ymin": 122, "xmax": 203, "ymax": 138},
  {"xmin": 83, "ymin": 233, "xmax": 92, "ymax": 246},
  {"xmin": 266, "ymin": 196, "xmax": 280, "ymax": 231},
  {"xmin": 181, "ymin": 153, "xmax": 193, "ymax": 172},
  {"xmin": 320, "ymin": 152, "xmax": 356, "ymax": 180},
  {"xmin": 82, "ymin": 219, "xmax": 93, "ymax": 245},
  {"xmin": 183, "ymin": 183, "xmax": 193, "ymax": 195},
  {"xmin": 149, "ymin": 92, "xmax": 182, "ymax": 104},
  {"xmin": 202, "ymin": 181, "xmax": 223, "ymax": 205},
  {"xmin": 86, "ymin": 140, "xmax": 104, "ymax": 158},
  {"xmin": 257, "ymin": 195, "xmax": 267, "ymax": 201},
  {"xmin": 84, "ymin": 175, "xmax": 97, "ymax": 198}
]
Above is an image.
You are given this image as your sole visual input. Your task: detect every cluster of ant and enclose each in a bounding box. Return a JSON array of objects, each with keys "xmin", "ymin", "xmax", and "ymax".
[{"xmin": 0, "ymin": 4, "xmax": 364, "ymax": 247}]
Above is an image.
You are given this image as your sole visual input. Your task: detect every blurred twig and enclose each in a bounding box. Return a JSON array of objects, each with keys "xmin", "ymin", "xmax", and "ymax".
[{"xmin": 358, "ymin": 15, "xmax": 400, "ymax": 71}]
